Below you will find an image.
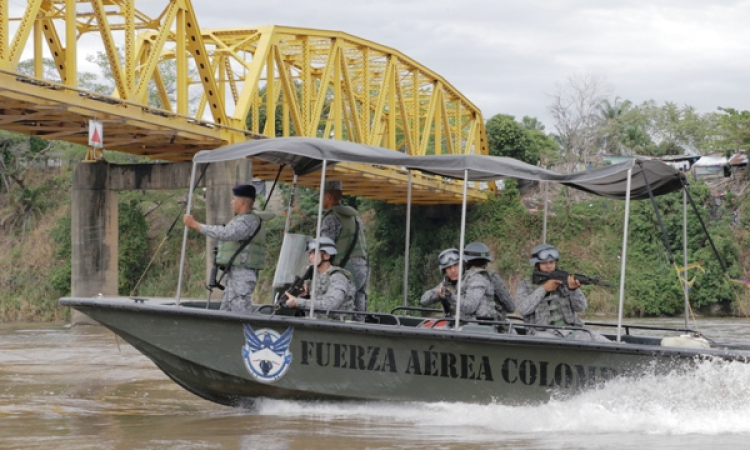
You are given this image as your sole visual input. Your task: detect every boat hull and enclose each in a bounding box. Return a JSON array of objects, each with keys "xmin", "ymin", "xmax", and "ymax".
[{"xmin": 61, "ymin": 296, "xmax": 750, "ymax": 406}]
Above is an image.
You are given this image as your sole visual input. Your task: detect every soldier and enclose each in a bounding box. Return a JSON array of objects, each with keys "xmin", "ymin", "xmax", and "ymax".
[
  {"xmin": 516, "ymin": 244, "xmax": 609, "ymax": 341},
  {"xmin": 420, "ymin": 248, "xmax": 460, "ymax": 314},
  {"xmin": 284, "ymin": 237, "xmax": 355, "ymax": 320},
  {"xmin": 183, "ymin": 184, "xmax": 268, "ymax": 313},
  {"xmin": 460, "ymin": 242, "xmax": 515, "ymax": 322},
  {"xmin": 320, "ymin": 180, "xmax": 369, "ymax": 321}
]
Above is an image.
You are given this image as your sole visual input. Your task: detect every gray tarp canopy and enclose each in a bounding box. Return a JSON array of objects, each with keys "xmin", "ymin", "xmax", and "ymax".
[
  {"xmin": 193, "ymin": 137, "xmax": 685, "ymax": 199},
  {"xmin": 193, "ymin": 137, "xmax": 412, "ymax": 175},
  {"xmin": 556, "ymin": 159, "xmax": 685, "ymax": 200},
  {"xmin": 403, "ymin": 154, "xmax": 559, "ymax": 181}
]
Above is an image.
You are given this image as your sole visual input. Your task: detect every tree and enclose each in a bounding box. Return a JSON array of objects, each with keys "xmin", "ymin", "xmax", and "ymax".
[
  {"xmin": 596, "ymin": 97, "xmax": 633, "ymax": 155},
  {"xmin": 485, "ymin": 114, "xmax": 558, "ymax": 165},
  {"xmin": 521, "ymin": 116, "xmax": 546, "ymax": 132},
  {"xmin": 639, "ymin": 101, "xmax": 717, "ymax": 156},
  {"xmin": 548, "ymin": 73, "xmax": 612, "ymax": 170},
  {"xmin": 714, "ymin": 107, "xmax": 750, "ymax": 155}
]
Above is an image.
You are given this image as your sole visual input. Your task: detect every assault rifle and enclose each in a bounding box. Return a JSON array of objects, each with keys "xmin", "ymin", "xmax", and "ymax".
[
  {"xmin": 277, "ymin": 265, "xmax": 314, "ymax": 308},
  {"xmin": 532, "ymin": 269, "xmax": 611, "ymax": 287},
  {"xmin": 439, "ymin": 276, "xmax": 454, "ymax": 315},
  {"xmin": 206, "ymin": 246, "xmax": 225, "ymax": 291}
]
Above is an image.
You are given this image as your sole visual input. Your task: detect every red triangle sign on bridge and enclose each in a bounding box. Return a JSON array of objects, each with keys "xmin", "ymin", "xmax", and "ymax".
[{"xmin": 88, "ymin": 120, "xmax": 103, "ymax": 148}]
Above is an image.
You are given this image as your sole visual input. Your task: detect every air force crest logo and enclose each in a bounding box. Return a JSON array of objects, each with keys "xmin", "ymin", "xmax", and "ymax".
[{"xmin": 241, "ymin": 324, "xmax": 294, "ymax": 383}]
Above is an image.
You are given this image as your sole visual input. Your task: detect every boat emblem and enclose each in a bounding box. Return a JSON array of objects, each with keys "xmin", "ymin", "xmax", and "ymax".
[{"xmin": 241, "ymin": 324, "xmax": 294, "ymax": 383}]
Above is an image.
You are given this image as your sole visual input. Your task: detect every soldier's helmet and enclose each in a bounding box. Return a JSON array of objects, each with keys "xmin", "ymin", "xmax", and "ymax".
[
  {"xmin": 530, "ymin": 243, "xmax": 560, "ymax": 267},
  {"xmin": 307, "ymin": 237, "xmax": 338, "ymax": 255},
  {"xmin": 463, "ymin": 242, "xmax": 493, "ymax": 263},
  {"xmin": 438, "ymin": 248, "xmax": 460, "ymax": 272}
]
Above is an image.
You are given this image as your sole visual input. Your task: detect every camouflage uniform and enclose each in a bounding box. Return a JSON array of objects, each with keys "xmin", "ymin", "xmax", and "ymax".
[
  {"xmin": 199, "ymin": 214, "xmax": 260, "ymax": 313},
  {"xmin": 516, "ymin": 278, "xmax": 609, "ymax": 341},
  {"xmin": 458, "ymin": 267, "xmax": 496, "ymax": 319},
  {"xmin": 296, "ymin": 266, "xmax": 355, "ymax": 320},
  {"xmin": 489, "ymin": 271, "xmax": 516, "ymax": 320},
  {"xmin": 321, "ymin": 207, "xmax": 369, "ymax": 321},
  {"xmin": 420, "ymin": 280, "xmax": 457, "ymax": 312}
]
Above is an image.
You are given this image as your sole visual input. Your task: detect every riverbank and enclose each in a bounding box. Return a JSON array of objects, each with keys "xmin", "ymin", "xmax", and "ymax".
[{"xmin": 1, "ymin": 166, "xmax": 749, "ymax": 321}]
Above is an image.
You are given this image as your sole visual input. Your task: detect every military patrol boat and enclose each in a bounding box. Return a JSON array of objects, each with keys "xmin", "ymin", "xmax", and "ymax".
[{"xmin": 61, "ymin": 138, "xmax": 750, "ymax": 407}]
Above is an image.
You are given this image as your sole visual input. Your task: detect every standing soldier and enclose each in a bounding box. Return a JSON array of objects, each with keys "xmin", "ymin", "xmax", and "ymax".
[
  {"xmin": 183, "ymin": 184, "xmax": 269, "ymax": 313},
  {"xmin": 320, "ymin": 180, "xmax": 369, "ymax": 321},
  {"xmin": 284, "ymin": 237, "xmax": 355, "ymax": 320}
]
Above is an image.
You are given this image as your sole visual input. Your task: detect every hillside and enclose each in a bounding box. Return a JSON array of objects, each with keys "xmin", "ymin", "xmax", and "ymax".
[{"xmin": 1, "ymin": 164, "xmax": 749, "ymax": 322}]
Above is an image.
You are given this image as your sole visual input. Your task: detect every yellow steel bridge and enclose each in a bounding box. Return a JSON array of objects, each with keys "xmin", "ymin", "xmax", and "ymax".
[{"xmin": 0, "ymin": 0, "xmax": 491, "ymax": 203}]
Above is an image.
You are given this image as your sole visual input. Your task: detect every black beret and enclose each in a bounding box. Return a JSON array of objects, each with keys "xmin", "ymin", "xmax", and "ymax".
[{"xmin": 232, "ymin": 184, "xmax": 256, "ymax": 199}]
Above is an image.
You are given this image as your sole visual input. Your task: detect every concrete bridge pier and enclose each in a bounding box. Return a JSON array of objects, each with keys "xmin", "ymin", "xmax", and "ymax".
[
  {"xmin": 70, "ymin": 160, "xmax": 252, "ymax": 325},
  {"xmin": 71, "ymin": 163, "xmax": 118, "ymax": 325}
]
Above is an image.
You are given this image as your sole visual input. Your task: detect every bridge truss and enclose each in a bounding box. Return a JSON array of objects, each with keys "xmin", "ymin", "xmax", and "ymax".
[{"xmin": 0, "ymin": 0, "xmax": 491, "ymax": 203}]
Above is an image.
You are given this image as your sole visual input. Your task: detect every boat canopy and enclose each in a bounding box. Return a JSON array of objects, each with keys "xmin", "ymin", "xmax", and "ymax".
[
  {"xmin": 193, "ymin": 137, "xmax": 412, "ymax": 176},
  {"xmin": 556, "ymin": 159, "xmax": 685, "ymax": 200},
  {"xmin": 405, "ymin": 156, "xmax": 685, "ymax": 199},
  {"xmin": 193, "ymin": 137, "xmax": 685, "ymax": 199}
]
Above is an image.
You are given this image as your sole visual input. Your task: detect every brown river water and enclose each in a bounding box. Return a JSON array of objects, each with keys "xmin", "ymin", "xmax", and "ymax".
[{"xmin": 2, "ymin": 318, "xmax": 750, "ymax": 450}]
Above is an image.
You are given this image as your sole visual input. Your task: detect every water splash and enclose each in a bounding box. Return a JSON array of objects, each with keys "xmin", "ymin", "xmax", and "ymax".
[{"xmin": 252, "ymin": 358, "xmax": 750, "ymax": 436}]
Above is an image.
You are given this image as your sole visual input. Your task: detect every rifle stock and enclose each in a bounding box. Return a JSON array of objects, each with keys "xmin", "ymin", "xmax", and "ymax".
[{"xmin": 532, "ymin": 269, "xmax": 610, "ymax": 287}]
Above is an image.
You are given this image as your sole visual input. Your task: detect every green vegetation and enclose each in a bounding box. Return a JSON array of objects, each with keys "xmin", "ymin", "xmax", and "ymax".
[
  {"xmin": 364, "ymin": 180, "xmax": 746, "ymax": 318},
  {"xmin": 3, "ymin": 65, "xmax": 750, "ymax": 321},
  {"xmin": 0, "ymin": 156, "xmax": 748, "ymax": 321}
]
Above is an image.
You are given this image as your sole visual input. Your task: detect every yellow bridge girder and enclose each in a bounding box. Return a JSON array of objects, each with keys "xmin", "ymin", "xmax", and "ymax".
[{"xmin": 0, "ymin": 0, "xmax": 491, "ymax": 203}]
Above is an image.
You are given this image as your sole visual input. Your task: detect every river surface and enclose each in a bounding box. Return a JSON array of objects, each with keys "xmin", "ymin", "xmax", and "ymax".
[{"xmin": 2, "ymin": 318, "xmax": 750, "ymax": 449}]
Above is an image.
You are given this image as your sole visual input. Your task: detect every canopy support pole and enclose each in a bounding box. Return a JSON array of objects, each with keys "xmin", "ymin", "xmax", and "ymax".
[
  {"xmin": 176, "ymin": 161, "xmax": 199, "ymax": 305},
  {"xmin": 640, "ymin": 162, "xmax": 676, "ymax": 265},
  {"xmin": 542, "ymin": 181, "xmax": 549, "ymax": 244},
  {"xmin": 681, "ymin": 177, "xmax": 729, "ymax": 273},
  {"xmin": 402, "ymin": 171, "xmax": 413, "ymax": 308},
  {"xmin": 616, "ymin": 168, "xmax": 632, "ymax": 342},
  {"xmin": 310, "ymin": 161, "xmax": 328, "ymax": 318},
  {"xmin": 284, "ymin": 174, "xmax": 298, "ymax": 234},
  {"xmin": 454, "ymin": 169, "xmax": 469, "ymax": 329},
  {"xmin": 683, "ymin": 188, "xmax": 690, "ymax": 329}
]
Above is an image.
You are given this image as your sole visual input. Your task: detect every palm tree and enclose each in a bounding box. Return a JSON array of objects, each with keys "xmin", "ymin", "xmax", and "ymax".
[{"xmin": 596, "ymin": 97, "xmax": 633, "ymax": 155}]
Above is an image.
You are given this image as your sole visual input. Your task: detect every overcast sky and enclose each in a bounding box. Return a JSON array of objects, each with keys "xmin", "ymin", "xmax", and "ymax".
[
  {"xmin": 184, "ymin": 0, "xmax": 750, "ymax": 132},
  {"xmin": 12, "ymin": 0, "xmax": 749, "ymax": 133}
]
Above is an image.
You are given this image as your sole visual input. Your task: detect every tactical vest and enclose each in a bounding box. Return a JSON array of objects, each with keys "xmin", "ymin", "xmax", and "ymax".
[
  {"xmin": 460, "ymin": 268, "xmax": 496, "ymax": 318},
  {"xmin": 547, "ymin": 297, "xmax": 567, "ymax": 326},
  {"xmin": 327, "ymin": 205, "xmax": 367, "ymax": 265},
  {"xmin": 538, "ymin": 286, "xmax": 583, "ymax": 326},
  {"xmin": 313, "ymin": 267, "xmax": 355, "ymax": 306},
  {"xmin": 216, "ymin": 211, "xmax": 266, "ymax": 269}
]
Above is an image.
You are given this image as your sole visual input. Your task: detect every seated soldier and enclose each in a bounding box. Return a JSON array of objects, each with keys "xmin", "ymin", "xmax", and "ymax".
[
  {"xmin": 284, "ymin": 237, "xmax": 355, "ymax": 320},
  {"xmin": 458, "ymin": 242, "xmax": 497, "ymax": 320},
  {"xmin": 420, "ymin": 248, "xmax": 461, "ymax": 314},
  {"xmin": 516, "ymin": 244, "xmax": 609, "ymax": 341}
]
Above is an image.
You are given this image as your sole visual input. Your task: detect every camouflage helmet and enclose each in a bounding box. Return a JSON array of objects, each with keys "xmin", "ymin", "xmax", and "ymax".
[
  {"xmin": 438, "ymin": 248, "xmax": 460, "ymax": 271},
  {"xmin": 307, "ymin": 237, "xmax": 338, "ymax": 255},
  {"xmin": 463, "ymin": 242, "xmax": 493, "ymax": 263},
  {"xmin": 530, "ymin": 243, "xmax": 560, "ymax": 267}
]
